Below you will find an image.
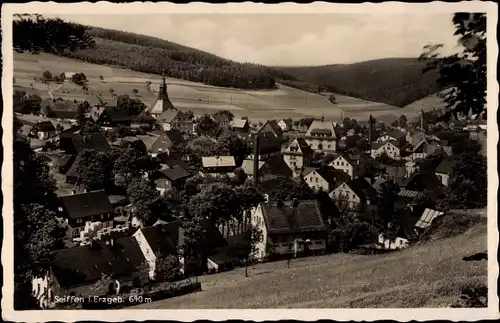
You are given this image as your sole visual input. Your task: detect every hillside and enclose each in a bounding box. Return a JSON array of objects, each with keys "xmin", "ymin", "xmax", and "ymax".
[
  {"xmin": 136, "ymin": 211, "xmax": 486, "ymax": 309},
  {"xmin": 274, "ymin": 58, "xmax": 442, "ymax": 107}
]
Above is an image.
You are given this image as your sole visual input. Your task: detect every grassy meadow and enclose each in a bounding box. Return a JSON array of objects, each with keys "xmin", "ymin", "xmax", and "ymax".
[
  {"xmin": 135, "ymin": 211, "xmax": 487, "ymax": 309},
  {"xmin": 13, "ymin": 52, "xmax": 416, "ymax": 123}
]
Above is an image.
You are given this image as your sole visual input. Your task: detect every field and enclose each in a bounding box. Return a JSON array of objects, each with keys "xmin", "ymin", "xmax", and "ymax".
[
  {"xmin": 135, "ymin": 214, "xmax": 487, "ymax": 309},
  {"xmin": 13, "ymin": 52, "xmax": 413, "ymax": 123}
]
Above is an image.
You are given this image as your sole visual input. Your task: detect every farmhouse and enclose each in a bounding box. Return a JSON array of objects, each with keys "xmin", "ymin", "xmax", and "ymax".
[
  {"xmin": 329, "ymin": 153, "xmax": 361, "ymax": 179},
  {"xmin": 31, "ymin": 121, "xmax": 57, "ymax": 140},
  {"xmin": 257, "ymin": 120, "xmax": 284, "ymax": 142},
  {"xmin": 211, "ymin": 113, "xmax": 230, "ymax": 128},
  {"xmin": 370, "ymin": 140, "xmax": 410, "ymax": 160},
  {"xmin": 57, "ymin": 190, "xmax": 115, "ymax": 240},
  {"xmin": 89, "ymin": 106, "xmax": 134, "ymax": 127},
  {"xmin": 304, "ymin": 118, "xmax": 338, "ymax": 153},
  {"xmin": 230, "ymin": 118, "xmax": 250, "ymax": 136},
  {"xmin": 377, "ymin": 129, "xmax": 406, "ymax": 143},
  {"xmin": 149, "ymin": 130, "xmax": 185, "ymax": 156},
  {"xmin": 283, "ymin": 137, "xmax": 313, "ymax": 175},
  {"xmin": 153, "ymin": 166, "xmax": 191, "ymax": 194},
  {"xmin": 59, "ymin": 132, "xmax": 111, "ymax": 155},
  {"xmin": 434, "ymin": 157, "xmax": 454, "ymax": 186},
  {"xmin": 303, "ymin": 166, "xmax": 349, "ymax": 193},
  {"xmin": 330, "ymin": 177, "xmax": 378, "ymax": 211},
  {"xmin": 157, "ymin": 109, "xmax": 193, "ymax": 134},
  {"xmin": 201, "ymin": 156, "xmax": 237, "ymax": 177},
  {"xmin": 251, "ymin": 199, "xmax": 329, "ymax": 260},
  {"xmin": 412, "ymin": 139, "xmax": 452, "ymax": 160}
]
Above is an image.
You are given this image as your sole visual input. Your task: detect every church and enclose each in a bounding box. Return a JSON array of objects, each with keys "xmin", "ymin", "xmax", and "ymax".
[{"xmin": 147, "ymin": 71, "xmax": 193, "ymax": 134}]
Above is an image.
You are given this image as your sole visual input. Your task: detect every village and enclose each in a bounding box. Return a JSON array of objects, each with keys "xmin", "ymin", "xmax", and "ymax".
[{"xmin": 14, "ymin": 67, "xmax": 488, "ymax": 309}]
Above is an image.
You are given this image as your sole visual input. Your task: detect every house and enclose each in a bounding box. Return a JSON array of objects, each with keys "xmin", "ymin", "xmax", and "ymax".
[
  {"xmin": 201, "ymin": 156, "xmax": 237, "ymax": 177},
  {"xmin": 31, "ymin": 121, "xmax": 57, "ymax": 140},
  {"xmin": 378, "ymin": 129, "xmax": 406, "ymax": 143},
  {"xmin": 303, "ymin": 166, "xmax": 349, "ymax": 193},
  {"xmin": 59, "ymin": 132, "xmax": 111, "ymax": 155},
  {"xmin": 370, "ymin": 140, "xmax": 403, "ymax": 160},
  {"xmin": 156, "ymin": 153, "xmax": 190, "ymax": 171},
  {"xmin": 89, "ymin": 106, "xmax": 134, "ymax": 127},
  {"xmin": 157, "ymin": 108, "xmax": 193, "ymax": 134},
  {"xmin": 136, "ymin": 133, "xmax": 161, "ymax": 154},
  {"xmin": 377, "ymin": 155, "xmax": 407, "ymax": 180},
  {"xmin": 247, "ymin": 132, "xmax": 282, "ymax": 161},
  {"xmin": 153, "ymin": 166, "xmax": 191, "ymax": 194},
  {"xmin": 250, "ymin": 199, "xmax": 329, "ymax": 260},
  {"xmin": 328, "ymin": 153, "xmax": 361, "ymax": 179},
  {"xmin": 211, "ymin": 113, "xmax": 230, "ymax": 128},
  {"xmin": 396, "ymin": 172, "xmax": 443, "ymax": 208},
  {"xmin": 412, "ymin": 139, "xmax": 452, "ymax": 160},
  {"xmin": 241, "ymin": 154, "xmax": 293, "ymax": 179},
  {"xmin": 149, "ymin": 130, "xmax": 185, "ymax": 156},
  {"xmin": 113, "ymin": 136, "xmax": 148, "ymax": 153},
  {"xmin": 283, "ymin": 137, "xmax": 313, "ymax": 176},
  {"xmin": 278, "ymin": 119, "xmax": 293, "ymax": 132},
  {"xmin": 58, "ymin": 190, "xmax": 115, "ymax": 241},
  {"xmin": 32, "ymin": 237, "xmax": 145, "ymax": 308},
  {"xmin": 304, "ymin": 118, "xmax": 338, "ymax": 153},
  {"xmin": 257, "ymin": 120, "xmax": 284, "ymax": 142},
  {"xmin": 230, "ymin": 118, "xmax": 250, "ymax": 136},
  {"xmin": 330, "ymin": 177, "xmax": 378, "ymax": 211},
  {"xmin": 405, "ymin": 160, "xmax": 419, "ymax": 178},
  {"xmin": 435, "ymin": 158, "xmax": 454, "ymax": 186}
]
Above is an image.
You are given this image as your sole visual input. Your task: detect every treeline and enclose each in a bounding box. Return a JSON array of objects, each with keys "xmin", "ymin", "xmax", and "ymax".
[
  {"xmin": 274, "ymin": 58, "xmax": 443, "ymax": 107},
  {"xmin": 13, "ymin": 14, "xmax": 95, "ymax": 54}
]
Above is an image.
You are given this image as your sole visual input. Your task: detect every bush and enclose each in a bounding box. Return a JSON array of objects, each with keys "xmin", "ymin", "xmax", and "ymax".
[{"xmin": 330, "ymin": 222, "xmax": 378, "ymax": 253}]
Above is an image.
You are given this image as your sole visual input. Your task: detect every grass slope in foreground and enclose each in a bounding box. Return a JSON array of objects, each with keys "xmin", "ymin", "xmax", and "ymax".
[
  {"xmin": 274, "ymin": 58, "xmax": 442, "ymax": 108},
  {"xmin": 135, "ymin": 211, "xmax": 486, "ymax": 309}
]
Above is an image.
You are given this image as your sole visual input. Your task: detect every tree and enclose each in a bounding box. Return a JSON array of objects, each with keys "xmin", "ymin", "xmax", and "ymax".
[
  {"xmin": 80, "ymin": 119, "xmax": 102, "ymax": 135},
  {"xmin": 59, "ymin": 72, "xmax": 66, "ymax": 82},
  {"xmin": 263, "ymin": 176, "xmax": 315, "ymax": 202},
  {"xmin": 109, "ymin": 88, "xmax": 114, "ymax": 95},
  {"xmin": 420, "ymin": 13, "xmax": 486, "ymax": 119},
  {"xmin": 72, "ymin": 149, "xmax": 113, "ymax": 191},
  {"xmin": 230, "ymin": 226, "xmax": 263, "ymax": 277},
  {"xmin": 42, "ymin": 70, "xmax": 52, "ymax": 82},
  {"xmin": 184, "ymin": 110, "xmax": 195, "ymax": 120},
  {"xmin": 213, "ymin": 131, "xmax": 250, "ymax": 166},
  {"xmin": 188, "ymin": 182, "xmax": 239, "ymax": 226},
  {"xmin": 126, "ymin": 177, "xmax": 168, "ymax": 225},
  {"xmin": 215, "ymin": 110, "xmax": 235, "ymax": 122},
  {"xmin": 298, "ymin": 117, "xmax": 315, "ymax": 129},
  {"xmin": 419, "ymin": 151, "xmax": 444, "ymax": 173},
  {"xmin": 71, "ymin": 72, "xmax": 88, "ymax": 86},
  {"xmin": 132, "ymin": 88, "xmax": 139, "ymax": 95},
  {"xmin": 99, "ymin": 75, "xmax": 104, "ymax": 82},
  {"xmin": 113, "ymin": 147, "xmax": 155, "ymax": 187},
  {"xmin": 117, "ymin": 94, "xmax": 146, "ymax": 116},
  {"xmin": 376, "ymin": 180, "xmax": 400, "ymax": 229},
  {"xmin": 14, "ymin": 138, "xmax": 65, "ymax": 309},
  {"xmin": 232, "ymin": 167, "xmax": 247, "ymax": 186},
  {"xmin": 398, "ymin": 115, "xmax": 408, "ymax": 128},
  {"xmin": 154, "ymin": 252, "xmax": 181, "ymax": 282},
  {"xmin": 145, "ymin": 80, "xmax": 152, "ymax": 92},
  {"xmin": 441, "ymin": 140, "xmax": 487, "ymax": 209},
  {"xmin": 195, "ymin": 114, "xmax": 221, "ymax": 137}
]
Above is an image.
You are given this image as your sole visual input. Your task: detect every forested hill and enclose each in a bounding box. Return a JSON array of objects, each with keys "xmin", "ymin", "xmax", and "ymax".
[{"xmin": 273, "ymin": 58, "xmax": 443, "ymax": 107}]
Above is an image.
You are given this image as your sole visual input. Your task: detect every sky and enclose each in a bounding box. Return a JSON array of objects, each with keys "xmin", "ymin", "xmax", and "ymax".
[{"xmin": 50, "ymin": 14, "xmax": 461, "ymax": 66}]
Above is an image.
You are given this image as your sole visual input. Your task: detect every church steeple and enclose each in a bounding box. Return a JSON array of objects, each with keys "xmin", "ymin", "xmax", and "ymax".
[{"xmin": 158, "ymin": 69, "xmax": 168, "ymax": 100}]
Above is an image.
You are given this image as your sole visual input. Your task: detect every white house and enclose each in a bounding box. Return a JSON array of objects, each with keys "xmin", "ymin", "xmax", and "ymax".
[
  {"xmin": 435, "ymin": 158, "xmax": 454, "ymax": 187},
  {"xmin": 329, "ymin": 177, "xmax": 377, "ymax": 211},
  {"xmin": 328, "ymin": 154, "xmax": 359, "ymax": 179},
  {"xmin": 283, "ymin": 137, "xmax": 313, "ymax": 176},
  {"xmin": 371, "ymin": 140, "xmax": 401, "ymax": 159},
  {"xmin": 31, "ymin": 121, "xmax": 57, "ymax": 140},
  {"xmin": 304, "ymin": 118, "xmax": 338, "ymax": 153},
  {"xmin": 303, "ymin": 166, "xmax": 348, "ymax": 193}
]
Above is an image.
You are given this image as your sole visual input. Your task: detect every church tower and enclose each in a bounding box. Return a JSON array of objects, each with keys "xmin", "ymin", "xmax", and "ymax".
[{"xmin": 147, "ymin": 70, "xmax": 177, "ymax": 117}]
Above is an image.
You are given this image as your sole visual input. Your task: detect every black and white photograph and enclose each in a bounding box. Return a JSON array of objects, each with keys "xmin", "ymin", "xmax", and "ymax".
[{"xmin": 2, "ymin": 1, "xmax": 498, "ymax": 321}]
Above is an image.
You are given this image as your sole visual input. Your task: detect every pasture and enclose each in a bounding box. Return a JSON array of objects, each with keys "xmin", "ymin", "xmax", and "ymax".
[
  {"xmin": 135, "ymin": 213, "xmax": 487, "ymax": 309},
  {"xmin": 13, "ymin": 52, "xmax": 417, "ymax": 123}
]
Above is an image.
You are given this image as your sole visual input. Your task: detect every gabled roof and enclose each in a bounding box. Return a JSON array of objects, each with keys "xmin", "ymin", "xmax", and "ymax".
[
  {"xmin": 404, "ymin": 172, "xmax": 443, "ymax": 192},
  {"xmin": 211, "ymin": 113, "xmax": 229, "ymax": 123},
  {"xmin": 60, "ymin": 190, "xmax": 115, "ymax": 219},
  {"xmin": 305, "ymin": 120, "xmax": 338, "ymax": 139},
  {"xmin": 258, "ymin": 120, "xmax": 283, "ymax": 137},
  {"xmin": 149, "ymin": 130, "xmax": 184, "ymax": 153},
  {"xmin": 50, "ymin": 238, "xmax": 145, "ymax": 288},
  {"xmin": 385, "ymin": 129, "xmax": 406, "ymax": 140},
  {"xmin": 136, "ymin": 134, "xmax": 161, "ymax": 151},
  {"xmin": 106, "ymin": 107, "xmax": 135, "ymax": 122},
  {"xmin": 230, "ymin": 118, "xmax": 249, "ymax": 129},
  {"xmin": 261, "ymin": 200, "xmax": 329, "ymax": 235},
  {"xmin": 139, "ymin": 223, "xmax": 180, "ymax": 256},
  {"xmin": 148, "ymin": 98, "xmax": 176, "ymax": 115},
  {"xmin": 202, "ymin": 156, "xmax": 236, "ymax": 168},
  {"xmin": 342, "ymin": 177, "xmax": 378, "ymax": 202},
  {"xmin": 62, "ymin": 133, "xmax": 111, "ymax": 154},
  {"xmin": 305, "ymin": 166, "xmax": 350, "ymax": 186},
  {"xmin": 33, "ymin": 120, "xmax": 56, "ymax": 132},
  {"xmin": 258, "ymin": 155, "xmax": 293, "ymax": 178},
  {"xmin": 285, "ymin": 137, "xmax": 313, "ymax": 155},
  {"xmin": 157, "ymin": 165, "xmax": 191, "ymax": 182},
  {"xmin": 156, "ymin": 153, "xmax": 190, "ymax": 170},
  {"xmin": 435, "ymin": 158, "xmax": 454, "ymax": 175},
  {"xmin": 157, "ymin": 108, "xmax": 184, "ymax": 122}
]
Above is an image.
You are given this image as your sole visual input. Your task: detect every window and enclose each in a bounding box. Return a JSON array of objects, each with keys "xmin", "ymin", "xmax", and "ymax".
[
  {"xmin": 315, "ymin": 177, "xmax": 318, "ymax": 183},
  {"xmin": 101, "ymin": 214, "xmax": 104, "ymax": 220},
  {"xmin": 336, "ymin": 161, "xmax": 339, "ymax": 166},
  {"xmin": 352, "ymin": 194, "xmax": 356, "ymax": 199}
]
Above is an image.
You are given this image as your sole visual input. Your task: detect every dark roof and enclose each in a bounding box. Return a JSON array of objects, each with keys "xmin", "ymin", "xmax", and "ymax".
[
  {"xmin": 60, "ymin": 190, "xmax": 115, "ymax": 219},
  {"xmin": 211, "ymin": 113, "xmax": 229, "ymax": 123},
  {"xmin": 60, "ymin": 133, "xmax": 111, "ymax": 154},
  {"xmin": 345, "ymin": 177, "xmax": 378, "ymax": 202},
  {"xmin": 34, "ymin": 121, "xmax": 56, "ymax": 132},
  {"xmin": 106, "ymin": 108, "xmax": 135, "ymax": 122},
  {"xmin": 52, "ymin": 110, "xmax": 79, "ymax": 119},
  {"xmin": 261, "ymin": 200, "xmax": 328, "ymax": 235},
  {"xmin": 158, "ymin": 165, "xmax": 191, "ymax": 182},
  {"xmin": 150, "ymin": 130, "xmax": 184, "ymax": 153},
  {"xmin": 259, "ymin": 174, "xmax": 299, "ymax": 195},
  {"xmin": 258, "ymin": 120, "xmax": 283, "ymax": 137},
  {"xmin": 156, "ymin": 153, "xmax": 190, "ymax": 170},
  {"xmin": 250, "ymin": 131, "xmax": 281, "ymax": 155},
  {"xmin": 314, "ymin": 166, "xmax": 350, "ymax": 186},
  {"xmin": 139, "ymin": 223, "xmax": 180, "ymax": 256},
  {"xmin": 386, "ymin": 129, "xmax": 406, "ymax": 140},
  {"xmin": 259, "ymin": 155, "xmax": 294, "ymax": 178},
  {"xmin": 286, "ymin": 137, "xmax": 313, "ymax": 155},
  {"xmin": 404, "ymin": 172, "xmax": 443, "ymax": 192},
  {"xmin": 50, "ymin": 238, "xmax": 144, "ymax": 288},
  {"xmin": 435, "ymin": 158, "xmax": 454, "ymax": 175}
]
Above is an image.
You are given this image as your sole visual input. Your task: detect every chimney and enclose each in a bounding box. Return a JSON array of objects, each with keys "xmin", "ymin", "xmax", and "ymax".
[
  {"xmin": 368, "ymin": 115, "xmax": 373, "ymax": 143},
  {"xmin": 253, "ymin": 134, "xmax": 260, "ymax": 185}
]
